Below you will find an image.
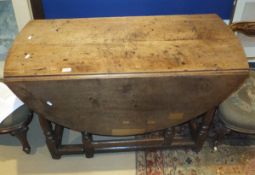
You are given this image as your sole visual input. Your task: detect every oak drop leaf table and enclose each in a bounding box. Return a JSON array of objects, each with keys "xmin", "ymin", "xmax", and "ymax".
[{"xmin": 3, "ymin": 14, "xmax": 248, "ymax": 159}]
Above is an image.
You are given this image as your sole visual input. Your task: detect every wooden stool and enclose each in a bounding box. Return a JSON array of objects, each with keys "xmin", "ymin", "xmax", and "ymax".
[
  {"xmin": 0, "ymin": 105, "xmax": 33, "ymax": 153},
  {"xmin": 0, "ymin": 60, "xmax": 33, "ymax": 153}
]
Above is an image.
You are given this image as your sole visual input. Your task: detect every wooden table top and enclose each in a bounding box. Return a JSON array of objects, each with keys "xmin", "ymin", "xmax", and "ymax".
[{"xmin": 4, "ymin": 14, "xmax": 248, "ymax": 78}]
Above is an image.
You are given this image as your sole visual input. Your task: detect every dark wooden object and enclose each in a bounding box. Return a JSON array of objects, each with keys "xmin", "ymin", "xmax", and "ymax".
[
  {"xmin": 38, "ymin": 108, "xmax": 215, "ymax": 159},
  {"xmin": 30, "ymin": 0, "xmax": 45, "ymax": 19},
  {"xmin": 3, "ymin": 15, "xmax": 249, "ymax": 158},
  {"xmin": 230, "ymin": 22, "xmax": 255, "ymax": 36},
  {"xmin": 0, "ymin": 110, "xmax": 33, "ymax": 154}
]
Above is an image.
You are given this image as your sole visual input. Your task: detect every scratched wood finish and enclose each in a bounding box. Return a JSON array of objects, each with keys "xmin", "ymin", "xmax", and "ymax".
[
  {"xmin": 4, "ymin": 14, "xmax": 249, "ymax": 136},
  {"xmin": 6, "ymin": 72, "xmax": 247, "ymax": 135},
  {"xmin": 4, "ymin": 14, "xmax": 247, "ymax": 77}
]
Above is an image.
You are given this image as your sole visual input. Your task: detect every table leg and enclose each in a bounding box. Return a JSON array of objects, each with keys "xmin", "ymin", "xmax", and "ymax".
[
  {"xmin": 195, "ymin": 108, "xmax": 216, "ymax": 151},
  {"xmin": 82, "ymin": 131, "xmax": 94, "ymax": 158},
  {"xmin": 38, "ymin": 116, "xmax": 61, "ymax": 159},
  {"xmin": 164, "ymin": 127, "xmax": 175, "ymax": 145},
  {"xmin": 55, "ymin": 124, "xmax": 64, "ymax": 148},
  {"xmin": 38, "ymin": 109, "xmax": 215, "ymax": 159}
]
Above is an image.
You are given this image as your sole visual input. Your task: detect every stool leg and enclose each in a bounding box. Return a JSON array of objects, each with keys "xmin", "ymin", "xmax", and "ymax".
[{"xmin": 12, "ymin": 127, "xmax": 31, "ymax": 154}]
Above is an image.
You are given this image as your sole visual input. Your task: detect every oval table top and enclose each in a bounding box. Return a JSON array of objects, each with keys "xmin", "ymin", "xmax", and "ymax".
[{"xmin": 3, "ymin": 14, "xmax": 249, "ymax": 136}]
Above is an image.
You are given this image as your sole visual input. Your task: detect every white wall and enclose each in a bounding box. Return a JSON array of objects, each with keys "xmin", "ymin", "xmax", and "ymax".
[{"xmin": 11, "ymin": 0, "xmax": 33, "ymax": 31}]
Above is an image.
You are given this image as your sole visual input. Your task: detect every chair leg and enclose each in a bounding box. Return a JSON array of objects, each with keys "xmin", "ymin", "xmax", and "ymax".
[
  {"xmin": 213, "ymin": 122, "xmax": 231, "ymax": 150},
  {"xmin": 12, "ymin": 127, "xmax": 31, "ymax": 154}
]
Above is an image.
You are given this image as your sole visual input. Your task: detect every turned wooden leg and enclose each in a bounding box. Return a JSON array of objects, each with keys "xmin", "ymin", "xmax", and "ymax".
[
  {"xmin": 39, "ymin": 116, "xmax": 61, "ymax": 159},
  {"xmin": 189, "ymin": 119, "xmax": 198, "ymax": 140},
  {"xmin": 12, "ymin": 127, "xmax": 31, "ymax": 154},
  {"xmin": 82, "ymin": 131, "xmax": 94, "ymax": 158},
  {"xmin": 195, "ymin": 108, "xmax": 216, "ymax": 152},
  {"xmin": 54, "ymin": 123, "xmax": 64, "ymax": 148},
  {"xmin": 164, "ymin": 127, "xmax": 175, "ymax": 145}
]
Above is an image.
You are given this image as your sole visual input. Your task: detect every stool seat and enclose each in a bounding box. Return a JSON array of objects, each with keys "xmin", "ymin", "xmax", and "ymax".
[
  {"xmin": 219, "ymin": 71, "xmax": 255, "ymax": 134},
  {"xmin": 0, "ymin": 105, "xmax": 32, "ymax": 132},
  {"xmin": 0, "ymin": 104, "xmax": 33, "ymax": 153}
]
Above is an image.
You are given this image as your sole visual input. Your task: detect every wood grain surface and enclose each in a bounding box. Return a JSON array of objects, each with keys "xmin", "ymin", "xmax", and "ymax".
[
  {"xmin": 6, "ymin": 71, "xmax": 247, "ymax": 135},
  {"xmin": 4, "ymin": 14, "xmax": 249, "ymax": 136},
  {"xmin": 4, "ymin": 14, "xmax": 248, "ymax": 78},
  {"xmin": 230, "ymin": 22, "xmax": 255, "ymax": 36}
]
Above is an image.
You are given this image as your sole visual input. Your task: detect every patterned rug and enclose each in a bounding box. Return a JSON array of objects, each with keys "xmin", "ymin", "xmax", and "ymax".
[{"xmin": 136, "ymin": 139, "xmax": 255, "ymax": 175}]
